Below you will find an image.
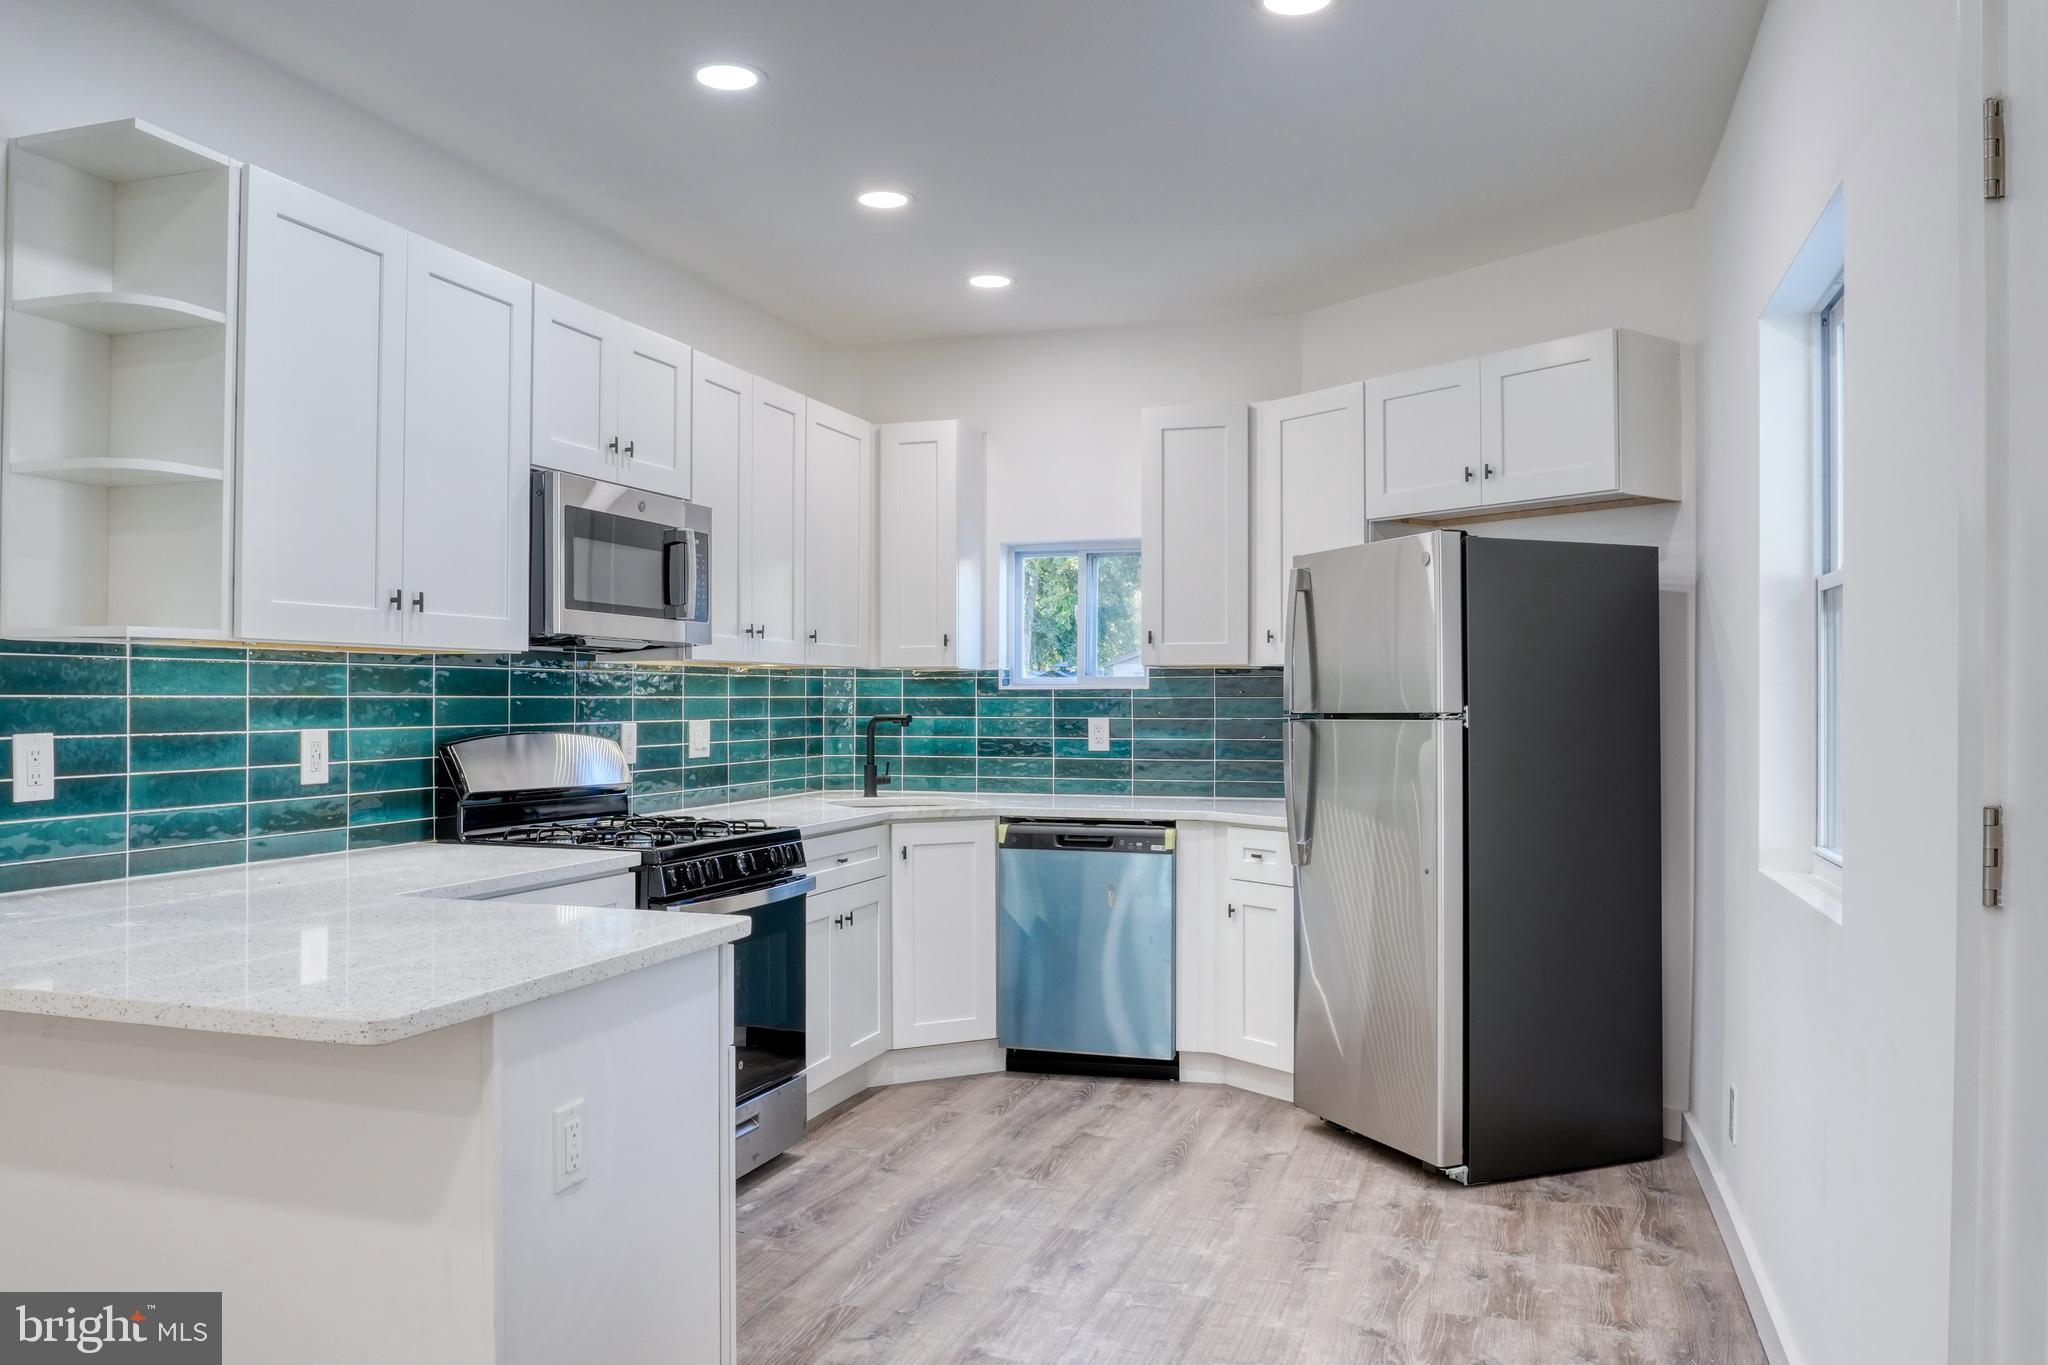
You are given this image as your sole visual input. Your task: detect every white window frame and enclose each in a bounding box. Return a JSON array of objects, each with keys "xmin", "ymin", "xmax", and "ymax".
[
  {"xmin": 1003, "ymin": 540, "xmax": 1146, "ymax": 689},
  {"xmin": 1813, "ymin": 280, "xmax": 1845, "ymax": 873}
]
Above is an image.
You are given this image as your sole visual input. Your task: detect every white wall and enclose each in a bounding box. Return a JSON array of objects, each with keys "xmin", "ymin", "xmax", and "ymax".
[
  {"xmin": 1686, "ymin": 1, "xmax": 1976, "ymax": 1363},
  {"xmin": 0, "ymin": 0, "xmax": 856, "ymax": 409},
  {"xmin": 852, "ymin": 312, "xmax": 1304, "ymax": 658}
]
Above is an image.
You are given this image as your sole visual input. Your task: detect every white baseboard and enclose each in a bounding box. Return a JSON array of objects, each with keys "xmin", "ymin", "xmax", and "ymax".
[
  {"xmin": 1683, "ymin": 1113, "xmax": 1797, "ymax": 1365},
  {"xmin": 1178, "ymin": 1051, "xmax": 1293, "ymax": 1101},
  {"xmin": 871, "ymin": 1039, "xmax": 1005, "ymax": 1086}
]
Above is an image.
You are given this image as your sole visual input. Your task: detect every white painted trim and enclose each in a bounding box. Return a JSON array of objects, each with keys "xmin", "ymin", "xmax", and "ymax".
[
  {"xmin": 1684, "ymin": 1113, "xmax": 1798, "ymax": 1365},
  {"xmin": 1177, "ymin": 1051, "xmax": 1293, "ymax": 1102},
  {"xmin": 870, "ymin": 1039, "xmax": 1005, "ymax": 1086}
]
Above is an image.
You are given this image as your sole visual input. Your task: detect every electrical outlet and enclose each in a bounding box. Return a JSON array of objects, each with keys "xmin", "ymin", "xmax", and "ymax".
[
  {"xmin": 619, "ymin": 720, "xmax": 638, "ymax": 763},
  {"xmin": 553, "ymin": 1099, "xmax": 588, "ymax": 1193},
  {"xmin": 299, "ymin": 729, "xmax": 330, "ymax": 786},
  {"xmin": 689, "ymin": 718, "xmax": 712, "ymax": 759},
  {"xmin": 1727, "ymin": 1085, "xmax": 1738, "ymax": 1146},
  {"xmin": 1087, "ymin": 717, "xmax": 1111, "ymax": 752},
  {"xmin": 10, "ymin": 732, "xmax": 54, "ymax": 802}
]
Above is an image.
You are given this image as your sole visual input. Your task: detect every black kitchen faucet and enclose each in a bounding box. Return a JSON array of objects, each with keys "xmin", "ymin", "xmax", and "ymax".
[{"xmin": 862, "ymin": 714, "xmax": 915, "ymax": 797}]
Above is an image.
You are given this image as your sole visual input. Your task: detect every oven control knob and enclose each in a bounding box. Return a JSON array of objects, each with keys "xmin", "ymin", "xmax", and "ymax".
[
  {"xmin": 680, "ymin": 861, "xmax": 703, "ymax": 890},
  {"xmin": 736, "ymin": 851, "xmax": 756, "ymax": 876}
]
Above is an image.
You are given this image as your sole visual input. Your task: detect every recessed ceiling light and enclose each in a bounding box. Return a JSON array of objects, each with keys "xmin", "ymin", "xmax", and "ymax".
[
  {"xmin": 857, "ymin": 190, "xmax": 912, "ymax": 210},
  {"xmin": 968, "ymin": 274, "xmax": 1013, "ymax": 290},
  {"xmin": 694, "ymin": 63, "xmax": 763, "ymax": 92},
  {"xmin": 1259, "ymin": 0, "xmax": 1332, "ymax": 13}
]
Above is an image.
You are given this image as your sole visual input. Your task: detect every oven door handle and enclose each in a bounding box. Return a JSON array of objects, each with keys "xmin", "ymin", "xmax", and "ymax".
[{"xmin": 663, "ymin": 874, "xmax": 815, "ymax": 915}]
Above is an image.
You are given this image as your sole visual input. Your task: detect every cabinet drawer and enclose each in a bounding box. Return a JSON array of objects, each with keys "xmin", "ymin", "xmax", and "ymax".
[
  {"xmin": 1224, "ymin": 826, "xmax": 1293, "ymax": 886},
  {"xmin": 805, "ymin": 824, "xmax": 888, "ymax": 892}
]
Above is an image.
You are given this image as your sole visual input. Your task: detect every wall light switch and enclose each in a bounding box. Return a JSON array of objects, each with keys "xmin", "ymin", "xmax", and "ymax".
[
  {"xmin": 1087, "ymin": 717, "xmax": 1111, "ymax": 752},
  {"xmin": 689, "ymin": 719, "xmax": 712, "ymax": 759},
  {"xmin": 11, "ymin": 733, "xmax": 54, "ymax": 802},
  {"xmin": 619, "ymin": 721, "xmax": 638, "ymax": 763},
  {"xmin": 299, "ymin": 729, "xmax": 330, "ymax": 785},
  {"xmin": 553, "ymin": 1098, "xmax": 589, "ymax": 1194}
]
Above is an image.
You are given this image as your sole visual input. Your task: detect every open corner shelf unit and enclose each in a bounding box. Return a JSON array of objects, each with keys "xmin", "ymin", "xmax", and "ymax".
[{"xmin": 2, "ymin": 119, "xmax": 239, "ymax": 642}]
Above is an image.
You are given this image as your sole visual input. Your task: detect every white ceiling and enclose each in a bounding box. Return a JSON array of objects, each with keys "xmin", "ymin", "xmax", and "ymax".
[{"xmin": 147, "ymin": 0, "xmax": 1764, "ymax": 344}]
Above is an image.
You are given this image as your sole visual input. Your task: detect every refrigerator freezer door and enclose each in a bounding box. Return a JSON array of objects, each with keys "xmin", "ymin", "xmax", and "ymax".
[
  {"xmin": 1292, "ymin": 717, "xmax": 1463, "ymax": 1170},
  {"xmin": 1285, "ymin": 532, "xmax": 1463, "ymax": 717}
]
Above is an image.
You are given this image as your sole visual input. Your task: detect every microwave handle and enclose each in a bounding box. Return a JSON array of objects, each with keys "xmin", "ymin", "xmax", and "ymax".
[{"xmin": 664, "ymin": 530, "xmax": 702, "ymax": 619}]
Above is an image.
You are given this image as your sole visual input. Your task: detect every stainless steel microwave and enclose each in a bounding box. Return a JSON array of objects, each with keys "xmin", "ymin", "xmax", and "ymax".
[{"xmin": 530, "ymin": 470, "xmax": 712, "ymax": 649}]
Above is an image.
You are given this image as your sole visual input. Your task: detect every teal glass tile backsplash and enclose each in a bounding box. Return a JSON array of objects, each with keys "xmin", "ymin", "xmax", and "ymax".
[{"xmin": 0, "ymin": 640, "xmax": 1279, "ymax": 893}]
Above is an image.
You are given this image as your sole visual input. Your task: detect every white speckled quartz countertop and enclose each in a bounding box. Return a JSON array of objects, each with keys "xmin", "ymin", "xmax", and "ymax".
[
  {"xmin": 0, "ymin": 843, "xmax": 748, "ymax": 1045},
  {"xmin": 692, "ymin": 792, "xmax": 1287, "ymax": 837}
]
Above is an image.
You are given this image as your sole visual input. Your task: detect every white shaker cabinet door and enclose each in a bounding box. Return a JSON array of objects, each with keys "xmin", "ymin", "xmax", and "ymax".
[
  {"xmin": 1141, "ymin": 404, "xmax": 1249, "ymax": 666},
  {"xmin": 1219, "ymin": 877, "xmax": 1295, "ymax": 1074},
  {"xmin": 1251, "ymin": 383, "xmax": 1365, "ymax": 666},
  {"xmin": 1479, "ymin": 330, "xmax": 1619, "ymax": 507},
  {"xmin": 890, "ymin": 820, "xmax": 997, "ymax": 1049},
  {"xmin": 746, "ymin": 377, "xmax": 808, "ymax": 664},
  {"xmin": 832, "ymin": 878, "xmax": 890, "ymax": 1072},
  {"xmin": 803, "ymin": 399, "xmax": 873, "ymax": 666},
  {"xmin": 237, "ymin": 168, "xmax": 406, "ymax": 645},
  {"xmin": 399, "ymin": 236, "xmax": 531, "ymax": 651},
  {"xmin": 1364, "ymin": 358, "xmax": 1483, "ymax": 520},
  {"xmin": 804, "ymin": 904, "xmax": 838, "ymax": 1087},
  {"xmin": 690, "ymin": 351, "xmax": 752, "ymax": 662},
  {"xmin": 532, "ymin": 285, "xmax": 620, "ymax": 482},
  {"xmin": 874, "ymin": 421, "xmax": 960, "ymax": 669},
  {"xmin": 617, "ymin": 322, "xmax": 691, "ymax": 499}
]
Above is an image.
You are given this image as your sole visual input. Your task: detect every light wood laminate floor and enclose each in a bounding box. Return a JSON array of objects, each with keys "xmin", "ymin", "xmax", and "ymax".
[{"xmin": 736, "ymin": 1073, "xmax": 1766, "ymax": 1365}]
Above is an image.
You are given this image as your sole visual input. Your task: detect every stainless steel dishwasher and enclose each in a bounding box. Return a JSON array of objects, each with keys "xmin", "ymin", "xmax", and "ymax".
[{"xmin": 997, "ymin": 820, "xmax": 1176, "ymax": 1076}]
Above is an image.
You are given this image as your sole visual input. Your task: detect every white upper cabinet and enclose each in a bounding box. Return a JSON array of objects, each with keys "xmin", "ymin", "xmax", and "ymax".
[
  {"xmin": 531, "ymin": 287, "xmax": 618, "ymax": 482},
  {"xmin": 532, "ymin": 287, "xmax": 690, "ymax": 497},
  {"xmin": 875, "ymin": 420, "xmax": 986, "ymax": 669},
  {"xmin": 803, "ymin": 399, "xmax": 873, "ymax": 666},
  {"xmin": 617, "ymin": 322, "xmax": 690, "ymax": 498},
  {"xmin": 1141, "ymin": 404, "xmax": 1249, "ymax": 667},
  {"xmin": 238, "ymin": 169, "xmax": 408, "ymax": 645},
  {"xmin": 890, "ymin": 820, "xmax": 997, "ymax": 1050},
  {"xmin": 746, "ymin": 378, "xmax": 807, "ymax": 664},
  {"xmin": 1251, "ymin": 383, "xmax": 1366, "ymax": 667},
  {"xmin": 239, "ymin": 169, "xmax": 532, "ymax": 650},
  {"xmin": 689, "ymin": 351, "xmax": 752, "ymax": 662},
  {"xmin": 399, "ymin": 238, "xmax": 531, "ymax": 650},
  {"xmin": 1480, "ymin": 328, "xmax": 1680, "ymax": 509},
  {"xmin": 1365, "ymin": 358, "xmax": 1483, "ymax": 520},
  {"xmin": 1363, "ymin": 329, "xmax": 1681, "ymax": 522}
]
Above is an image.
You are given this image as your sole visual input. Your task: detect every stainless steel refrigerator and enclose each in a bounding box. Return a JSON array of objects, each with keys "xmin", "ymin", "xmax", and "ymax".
[{"xmin": 1286, "ymin": 530, "xmax": 1662, "ymax": 1183}]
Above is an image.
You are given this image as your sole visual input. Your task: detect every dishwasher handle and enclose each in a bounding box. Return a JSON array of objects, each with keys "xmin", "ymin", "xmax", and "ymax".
[{"xmin": 997, "ymin": 820, "xmax": 1174, "ymax": 853}]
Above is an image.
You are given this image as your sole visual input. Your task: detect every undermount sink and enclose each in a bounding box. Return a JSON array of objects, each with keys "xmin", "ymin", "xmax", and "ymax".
[{"xmin": 824, "ymin": 794, "xmax": 981, "ymax": 809}]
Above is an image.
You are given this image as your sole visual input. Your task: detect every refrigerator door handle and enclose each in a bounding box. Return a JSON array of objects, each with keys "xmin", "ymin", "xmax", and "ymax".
[
  {"xmin": 1286, "ymin": 719, "xmax": 1317, "ymax": 865},
  {"xmin": 1287, "ymin": 565, "xmax": 1317, "ymax": 714}
]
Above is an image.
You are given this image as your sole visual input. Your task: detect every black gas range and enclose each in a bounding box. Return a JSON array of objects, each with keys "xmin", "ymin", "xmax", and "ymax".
[{"xmin": 440, "ymin": 731, "xmax": 811, "ymax": 1177}]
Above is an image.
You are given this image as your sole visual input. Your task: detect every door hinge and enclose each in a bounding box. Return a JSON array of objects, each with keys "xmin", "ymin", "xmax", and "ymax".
[
  {"xmin": 1984, "ymin": 805, "xmax": 2006, "ymax": 908},
  {"xmin": 1986, "ymin": 97, "xmax": 2007, "ymax": 201}
]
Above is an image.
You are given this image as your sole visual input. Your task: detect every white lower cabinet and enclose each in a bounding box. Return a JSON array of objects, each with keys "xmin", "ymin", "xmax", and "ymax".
[
  {"xmin": 889, "ymin": 820, "xmax": 998, "ymax": 1048},
  {"xmin": 806, "ymin": 877, "xmax": 891, "ymax": 1092},
  {"xmin": 1218, "ymin": 877, "xmax": 1295, "ymax": 1073}
]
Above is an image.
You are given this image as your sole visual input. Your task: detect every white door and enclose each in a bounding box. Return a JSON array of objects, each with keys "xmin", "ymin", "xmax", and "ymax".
[
  {"xmin": 1364, "ymin": 357, "xmax": 1483, "ymax": 519},
  {"xmin": 532, "ymin": 286, "xmax": 619, "ymax": 481},
  {"xmin": 238, "ymin": 169, "xmax": 406, "ymax": 645},
  {"xmin": 1220, "ymin": 878, "xmax": 1294, "ymax": 1073},
  {"xmin": 890, "ymin": 820, "xmax": 997, "ymax": 1048},
  {"xmin": 832, "ymin": 879, "xmax": 889, "ymax": 1070},
  {"xmin": 804, "ymin": 399, "xmax": 872, "ymax": 665},
  {"xmin": 804, "ymin": 904, "xmax": 837, "ymax": 1087},
  {"xmin": 399, "ymin": 237, "xmax": 531, "ymax": 651},
  {"xmin": 875, "ymin": 421, "xmax": 960, "ymax": 668},
  {"xmin": 1252, "ymin": 384, "xmax": 1366, "ymax": 666},
  {"xmin": 747, "ymin": 378, "xmax": 807, "ymax": 664},
  {"xmin": 617, "ymin": 322, "xmax": 690, "ymax": 498},
  {"xmin": 1141, "ymin": 404, "xmax": 1249, "ymax": 666},
  {"xmin": 690, "ymin": 352, "xmax": 752, "ymax": 662},
  {"xmin": 1479, "ymin": 330, "xmax": 1619, "ymax": 506}
]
